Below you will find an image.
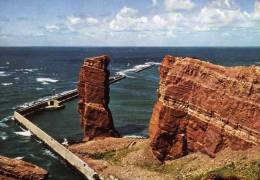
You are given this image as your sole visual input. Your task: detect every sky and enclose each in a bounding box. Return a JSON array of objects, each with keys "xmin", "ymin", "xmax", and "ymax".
[{"xmin": 0, "ymin": 0, "xmax": 259, "ymax": 46}]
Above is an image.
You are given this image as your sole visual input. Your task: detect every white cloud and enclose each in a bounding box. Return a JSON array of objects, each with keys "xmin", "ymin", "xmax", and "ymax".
[
  {"xmin": 251, "ymin": 1, "xmax": 260, "ymax": 20},
  {"xmin": 165, "ymin": 0, "xmax": 195, "ymax": 11},
  {"xmin": 85, "ymin": 17, "xmax": 99, "ymax": 25},
  {"xmin": 33, "ymin": 32, "xmax": 45, "ymax": 37},
  {"xmin": 67, "ymin": 16, "xmax": 81, "ymax": 26},
  {"xmin": 109, "ymin": 6, "xmax": 148, "ymax": 31},
  {"xmin": 45, "ymin": 25, "xmax": 60, "ymax": 32},
  {"xmin": 211, "ymin": 0, "xmax": 237, "ymax": 9},
  {"xmin": 152, "ymin": 0, "xmax": 158, "ymax": 6},
  {"xmin": 193, "ymin": 0, "xmax": 250, "ymax": 31},
  {"xmin": 109, "ymin": 6, "xmax": 186, "ymax": 32}
]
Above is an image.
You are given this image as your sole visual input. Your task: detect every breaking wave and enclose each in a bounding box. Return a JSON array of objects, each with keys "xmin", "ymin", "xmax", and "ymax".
[
  {"xmin": 14, "ymin": 156, "xmax": 24, "ymax": 160},
  {"xmin": 14, "ymin": 127, "xmax": 32, "ymax": 137},
  {"xmin": 14, "ymin": 130, "xmax": 32, "ymax": 137},
  {"xmin": 15, "ymin": 68, "xmax": 38, "ymax": 72},
  {"xmin": 1, "ymin": 83, "xmax": 13, "ymax": 86},
  {"xmin": 0, "ymin": 122, "xmax": 8, "ymax": 128},
  {"xmin": 61, "ymin": 138, "xmax": 69, "ymax": 146},
  {"xmin": 36, "ymin": 77, "xmax": 59, "ymax": 85},
  {"xmin": 0, "ymin": 71, "xmax": 11, "ymax": 77},
  {"xmin": 0, "ymin": 132, "xmax": 8, "ymax": 140},
  {"xmin": 0, "ymin": 115, "xmax": 14, "ymax": 122},
  {"xmin": 43, "ymin": 149, "xmax": 58, "ymax": 159}
]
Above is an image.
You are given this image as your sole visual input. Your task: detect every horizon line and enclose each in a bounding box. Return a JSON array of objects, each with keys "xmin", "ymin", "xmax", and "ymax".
[{"xmin": 0, "ymin": 45, "xmax": 260, "ymax": 48}]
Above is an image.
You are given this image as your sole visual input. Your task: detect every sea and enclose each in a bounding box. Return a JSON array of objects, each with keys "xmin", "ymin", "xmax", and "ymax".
[{"xmin": 0, "ymin": 47, "xmax": 259, "ymax": 179}]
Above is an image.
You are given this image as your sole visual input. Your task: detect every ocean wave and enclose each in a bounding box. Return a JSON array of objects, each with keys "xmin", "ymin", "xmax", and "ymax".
[
  {"xmin": 14, "ymin": 130, "xmax": 32, "ymax": 137},
  {"xmin": 0, "ymin": 132, "xmax": 8, "ymax": 140},
  {"xmin": 1, "ymin": 83, "xmax": 13, "ymax": 86},
  {"xmin": 6, "ymin": 61, "xmax": 10, "ymax": 65},
  {"xmin": 61, "ymin": 138, "xmax": 69, "ymax": 146},
  {"xmin": 14, "ymin": 77, "xmax": 20, "ymax": 80},
  {"xmin": 43, "ymin": 149, "xmax": 58, "ymax": 159},
  {"xmin": 16, "ymin": 68, "xmax": 38, "ymax": 72},
  {"xmin": 0, "ymin": 122, "xmax": 9, "ymax": 128},
  {"xmin": 36, "ymin": 77, "xmax": 59, "ymax": 85},
  {"xmin": 36, "ymin": 87, "xmax": 43, "ymax": 90},
  {"xmin": 0, "ymin": 115, "xmax": 14, "ymax": 122},
  {"xmin": 14, "ymin": 127, "xmax": 32, "ymax": 137},
  {"xmin": 14, "ymin": 156, "xmax": 24, "ymax": 160},
  {"xmin": 0, "ymin": 71, "xmax": 11, "ymax": 77}
]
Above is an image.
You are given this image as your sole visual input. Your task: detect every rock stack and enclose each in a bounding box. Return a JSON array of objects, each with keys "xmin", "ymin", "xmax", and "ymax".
[
  {"xmin": 149, "ymin": 55, "xmax": 260, "ymax": 161},
  {"xmin": 78, "ymin": 55, "xmax": 119, "ymax": 141}
]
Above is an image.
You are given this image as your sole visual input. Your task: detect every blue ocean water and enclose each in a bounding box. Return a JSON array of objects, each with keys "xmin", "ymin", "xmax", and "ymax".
[{"xmin": 0, "ymin": 47, "xmax": 259, "ymax": 179}]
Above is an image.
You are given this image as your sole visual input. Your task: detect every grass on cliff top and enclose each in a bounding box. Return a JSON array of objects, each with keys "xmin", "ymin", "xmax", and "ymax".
[
  {"xmin": 194, "ymin": 161, "xmax": 260, "ymax": 180},
  {"xmin": 88, "ymin": 148, "xmax": 134, "ymax": 165}
]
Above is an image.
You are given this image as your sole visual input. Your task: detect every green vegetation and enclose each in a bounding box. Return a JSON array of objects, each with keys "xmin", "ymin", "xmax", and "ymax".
[
  {"xmin": 89, "ymin": 148, "xmax": 135, "ymax": 165},
  {"xmin": 195, "ymin": 161, "xmax": 260, "ymax": 180}
]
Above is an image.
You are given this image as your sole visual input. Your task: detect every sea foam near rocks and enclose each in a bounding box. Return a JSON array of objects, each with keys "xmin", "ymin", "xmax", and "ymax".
[{"xmin": 36, "ymin": 77, "xmax": 58, "ymax": 85}]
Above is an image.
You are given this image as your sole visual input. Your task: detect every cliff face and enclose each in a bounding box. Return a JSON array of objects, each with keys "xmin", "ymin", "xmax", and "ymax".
[
  {"xmin": 149, "ymin": 55, "xmax": 260, "ymax": 161},
  {"xmin": 78, "ymin": 55, "xmax": 119, "ymax": 141},
  {"xmin": 0, "ymin": 155, "xmax": 48, "ymax": 180}
]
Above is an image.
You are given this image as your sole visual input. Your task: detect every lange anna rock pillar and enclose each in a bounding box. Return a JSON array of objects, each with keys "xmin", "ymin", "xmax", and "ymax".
[{"xmin": 78, "ymin": 55, "xmax": 119, "ymax": 141}]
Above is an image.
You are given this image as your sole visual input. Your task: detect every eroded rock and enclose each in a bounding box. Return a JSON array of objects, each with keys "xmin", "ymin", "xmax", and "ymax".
[
  {"xmin": 0, "ymin": 155, "xmax": 48, "ymax": 180},
  {"xmin": 78, "ymin": 55, "xmax": 119, "ymax": 141},
  {"xmin": 149, "ymin": 55, "xmax": 260, "ymax": 161}
]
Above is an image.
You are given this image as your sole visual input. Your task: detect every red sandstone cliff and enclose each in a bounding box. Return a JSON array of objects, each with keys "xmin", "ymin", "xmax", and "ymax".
[
  {"xmin": 149, "ymin": 55, "xmax": 260, "ymax": 161},
  {"xmin": 78, "ymin": 55, "xmax": 119, "ymax": 141},
  {"xmin": 0, "ymin": 155, "xmax": 48, "ymax": 180}
]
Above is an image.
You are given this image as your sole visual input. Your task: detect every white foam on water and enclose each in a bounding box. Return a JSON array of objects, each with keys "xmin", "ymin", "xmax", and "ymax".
[
  {"xmin": 14, "ymin": 156, "xmax": 24, "ymax": 160},
  {"xmin": 36, "ymin": 87, "xmax": 43, "ymax": 90},
  {"xmin": 36, "ymin": 77, "xmax": 58, "ymax": 85},
  {"xmin": 16, "ymin": 68, "xmax": 38, "ymax": 72},
  {"xmin": 1, "ymin": 83, "xmax": 13, "ymax": 86},
  {"xmin": 14, "ymin": 130, "xmax": 32, "ymax": 137},
  {"xmin": 61, "ymin": 138, "xmax": 69, "ymax": 146},
  {"xmin": 43, "ymin": 149, "xmax": 58, "ymax": 159},
  {"xmin": 14, "ymin": 127, "xmax": 32, "ymax": 137},
  {"xmin": 0, "ymin": 132, "xmax": 8, "ymax": 140},
  {"xmin": 6, "ymin": 61, "xmax": 10, "ymax": 65},
  {"xmin": 0, "ymin": 71, "xmax": 10, "ymax": 77},
  {"xmin": 14, "ymin": 77, "xmax": 20, "ymax": 80},
  {"xmin": 0, "ymin": 115, "xmax": 13, "ymax": 122},
  {"xmin": 0, "ymin": 122, "xmax": 8, "ymax": 128}
]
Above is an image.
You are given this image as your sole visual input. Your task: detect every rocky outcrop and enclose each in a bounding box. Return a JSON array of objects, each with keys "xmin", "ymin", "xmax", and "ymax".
[
  {"xmin": 78, "ymin": 55, "xmax": 119, "ymax": 141},
  {"xmin": 149, "ymin": 55, "xmax": 260, "ymax": 161},
  {"xmin": 0, "ymin": 155, "xmax": 48, "ymax": 180}
]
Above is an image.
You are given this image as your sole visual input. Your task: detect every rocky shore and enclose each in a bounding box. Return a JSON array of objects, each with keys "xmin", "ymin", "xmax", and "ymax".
[
  {"xmin": 0, "ymin": 155, "xmax": 48, "ymax": 180},
  {"xmin": 73, "ymin": 55, "xmax": 260, "ymax": 179}
]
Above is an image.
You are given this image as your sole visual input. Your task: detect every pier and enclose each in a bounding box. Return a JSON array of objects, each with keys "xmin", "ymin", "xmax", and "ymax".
[{"xmin": 13, "ymin": 65, "xmax": 155, "ymax": 180}]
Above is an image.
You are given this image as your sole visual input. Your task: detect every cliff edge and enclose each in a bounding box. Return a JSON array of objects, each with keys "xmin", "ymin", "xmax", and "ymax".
[{"xmin": 149, "ymin": 55, "xmax": 260, "ymax": 161}]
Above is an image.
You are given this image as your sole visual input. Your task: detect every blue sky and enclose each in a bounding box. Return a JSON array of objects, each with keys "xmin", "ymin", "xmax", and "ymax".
[{"xmin": 0, "ymin": 0, "xmax": 259, "ymax": 46}]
